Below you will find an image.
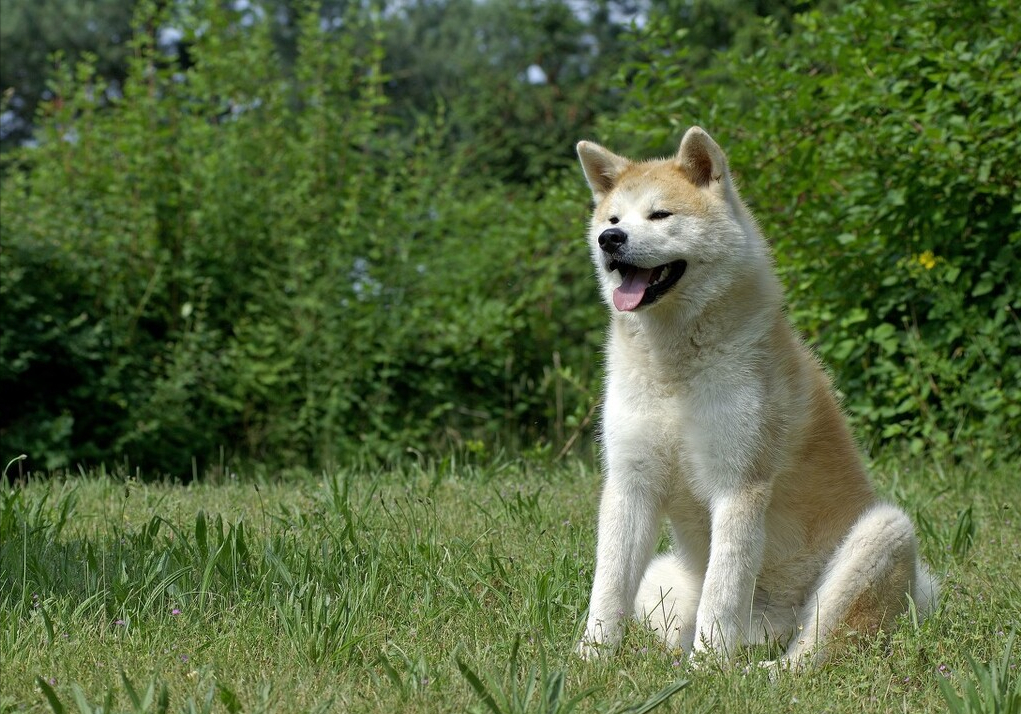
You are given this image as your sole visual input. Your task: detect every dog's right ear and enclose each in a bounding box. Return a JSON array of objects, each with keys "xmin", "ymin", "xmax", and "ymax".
[
  {"xmin": 676, "ymin": 127, "xmax": 728, "ymax": 188},
  {"xmin": 577, "ymin": 141, "xmax": 629, "ymax": 202}
]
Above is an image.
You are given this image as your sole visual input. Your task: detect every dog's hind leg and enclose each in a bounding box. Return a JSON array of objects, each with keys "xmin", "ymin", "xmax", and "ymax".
[
  {"xmin": 782, "ymin": 502, "xmax": 922, "ymax": 668},
  {"xmin": 634, "ymin": 553, "xmax": 702, "ymax": 652}
]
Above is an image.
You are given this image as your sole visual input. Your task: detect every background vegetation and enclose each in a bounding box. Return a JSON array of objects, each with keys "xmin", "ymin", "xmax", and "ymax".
[
  {"xmin": 2, "ymin": 0, "xmax": 1019, "ymax": 474},
  {"xmin": 2, "ymin": 2, "xmax": 1019, "ymax": 711}
]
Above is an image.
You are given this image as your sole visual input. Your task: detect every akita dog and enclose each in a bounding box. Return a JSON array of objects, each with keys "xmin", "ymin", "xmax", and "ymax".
[{"xmin": 574, "ymin": 127, "xmax": 938, "ymax": 668}]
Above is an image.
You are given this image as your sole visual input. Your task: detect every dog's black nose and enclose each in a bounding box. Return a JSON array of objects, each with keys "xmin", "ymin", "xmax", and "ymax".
[{"xmin": 598, "ymin": 227, "xmax": 627, "ymax": 253}]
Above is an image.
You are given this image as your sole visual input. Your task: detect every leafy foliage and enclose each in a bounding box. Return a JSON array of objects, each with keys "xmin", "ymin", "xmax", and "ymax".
[
  {"xmin": 0, "ymin": 0, "xmax": 137, "ymax": 150},
  {"xmin": 613, "ymin": 0, "xmax": 1021, "ymax": 455},
  {"xmin": 378, "ymin": 0, "xmax": 638, "ymax": 184},
  {"xmin": 2, "ymin": 0, "xmax": 1018, "ymax": 473},
  {"xmin": 0, "ymin": 1, "xmax": 602, "ymax": 474}
]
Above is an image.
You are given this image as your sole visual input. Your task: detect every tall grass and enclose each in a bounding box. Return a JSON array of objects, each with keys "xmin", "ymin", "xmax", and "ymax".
[{"xmin": 1, "ymin": 451, "xmax": 1018, "ymax": 713}]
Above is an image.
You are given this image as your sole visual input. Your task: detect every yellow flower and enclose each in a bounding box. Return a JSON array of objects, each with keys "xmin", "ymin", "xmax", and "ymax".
[{"xmin": 917, "ymin": 250, "xmax": 937, "ymax": 270}]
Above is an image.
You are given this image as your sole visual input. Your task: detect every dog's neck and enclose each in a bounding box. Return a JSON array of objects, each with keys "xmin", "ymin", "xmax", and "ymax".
[{"xmin": 610, "ymin": 266, "xmax": 785, "ymax": 376}]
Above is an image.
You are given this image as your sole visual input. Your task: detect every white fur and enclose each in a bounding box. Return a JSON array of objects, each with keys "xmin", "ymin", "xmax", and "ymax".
[{"xmin": 574, "ymin": 127, "xmax": 938, "ymax": 668}]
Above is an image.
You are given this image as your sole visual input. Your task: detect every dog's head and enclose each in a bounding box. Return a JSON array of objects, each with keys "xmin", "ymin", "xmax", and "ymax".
[{"xmin": 577, "ymin": 127, "xmax": 764, "ymax": 318}]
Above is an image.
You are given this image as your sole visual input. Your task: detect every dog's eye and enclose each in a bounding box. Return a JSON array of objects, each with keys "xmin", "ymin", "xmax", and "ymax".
[
  {"xmin": 608, "ymin": 216, "xmax": 620, "ymax": 225},
  {"xmin": 648, "ymin": 211, "xmax": 673, "ymax": 221}
]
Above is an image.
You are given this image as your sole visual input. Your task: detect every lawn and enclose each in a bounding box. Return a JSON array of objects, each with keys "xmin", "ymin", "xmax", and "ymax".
[{"xmin": 1, "ymin": 450, "xmax": 1018, "ymax": 713}]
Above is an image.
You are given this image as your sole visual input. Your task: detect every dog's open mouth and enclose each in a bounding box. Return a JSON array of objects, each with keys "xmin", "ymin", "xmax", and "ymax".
[{"xmin": 608, "ymin": 259, "xmax": 687, "ymax": 312}]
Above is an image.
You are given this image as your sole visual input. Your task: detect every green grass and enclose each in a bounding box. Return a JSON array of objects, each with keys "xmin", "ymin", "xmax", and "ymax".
[{"xmin": 1, "ymin": 451, "xmax": 1018, "ymax": 713}]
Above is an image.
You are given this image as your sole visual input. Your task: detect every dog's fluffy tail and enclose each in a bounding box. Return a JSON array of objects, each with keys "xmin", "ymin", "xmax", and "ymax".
[{"xmin": 634, "ymin": 554, "xmax": 702, "ymax": 651}]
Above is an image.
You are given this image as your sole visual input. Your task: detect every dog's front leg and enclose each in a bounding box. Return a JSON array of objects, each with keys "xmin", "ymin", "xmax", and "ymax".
[
  {"xmin": 692, "ymin": 485, "xmax": 769, "ymax": 661},
  {"xmin": 577, "ymin": 475, "xmax": 660, "ymax": 659}
]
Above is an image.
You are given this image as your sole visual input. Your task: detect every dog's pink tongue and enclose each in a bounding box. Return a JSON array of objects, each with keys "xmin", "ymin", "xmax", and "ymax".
[{"xmin": 613, "ymin": 268, "xmax": 654, "ymax": 312}]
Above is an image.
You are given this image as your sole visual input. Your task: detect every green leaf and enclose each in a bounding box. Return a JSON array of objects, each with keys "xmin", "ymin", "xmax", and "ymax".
[{"xmin": 972, "ymin": 274, "xmax": 995, "ymax": 297}]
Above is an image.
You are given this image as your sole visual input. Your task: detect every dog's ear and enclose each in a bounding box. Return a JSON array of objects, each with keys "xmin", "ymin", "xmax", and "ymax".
[
  {"xmin": 577, "ymin": 141, "xmax": 629, "ymax": 202},
  {"xmin": 676, "ymin": 127, "xmax": 728, "ymax": 188}
]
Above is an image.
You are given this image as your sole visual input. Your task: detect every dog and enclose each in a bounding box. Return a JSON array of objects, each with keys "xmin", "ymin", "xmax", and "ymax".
[{"xmin": 574, "ymin": 127, "xmax": 938, "ymax": 669}]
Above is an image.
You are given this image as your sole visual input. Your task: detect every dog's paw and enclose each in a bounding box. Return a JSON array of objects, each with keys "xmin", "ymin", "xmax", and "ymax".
[
  {"xmin": 757, "ymin": 656, "xmax": 802, "ymax": 682},
  {"xmin": 687, "ymin": 647, "xmax": 727, "ymax": 673},
  {"xmin": 576, "ymin": 618, "xmax": 622, "ymax": 660},
  {"xmin": 756, "ymin": 658, "xmax": 780, "ymax": 682},
  {"xmin": 575, "ymin": 639, "xmax": 606, "ymax": 661}
]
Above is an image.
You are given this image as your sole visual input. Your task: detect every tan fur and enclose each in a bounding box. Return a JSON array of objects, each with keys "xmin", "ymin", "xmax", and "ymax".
[{"xmin": 573, "ymin": 127, "xmax": 938, "ymax": 669}]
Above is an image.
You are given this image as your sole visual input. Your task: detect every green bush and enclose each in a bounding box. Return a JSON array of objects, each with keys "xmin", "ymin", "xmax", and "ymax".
[
  {"xmin": 5, "ymin": 0, "xmax": 1015, "ymax": 474},
  {"xmin": 0, "ymin": 1, "xmax": 602, "ymax": 475},
  {"xmin": 612, "ymin": 0, "xmax": 1021, "ymax": 456}
]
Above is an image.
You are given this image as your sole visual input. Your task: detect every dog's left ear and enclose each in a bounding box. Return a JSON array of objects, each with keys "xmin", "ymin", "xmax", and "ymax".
[
  {"xmin": 676, "ymin": 127, "xmax": 728, "ymax": 188},
  {"xmin": 577, "ymin": 141, "xmax": 629, "ymax": 202}
]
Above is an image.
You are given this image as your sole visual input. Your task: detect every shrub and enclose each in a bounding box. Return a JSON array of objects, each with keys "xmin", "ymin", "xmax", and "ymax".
[
  {"xmin": 612, "ymin": 0, "xmax": 1021, "ymax": 456},
  {"xmin": 0, "ymin": 1, "xmax": 602, "ymax": 475}
]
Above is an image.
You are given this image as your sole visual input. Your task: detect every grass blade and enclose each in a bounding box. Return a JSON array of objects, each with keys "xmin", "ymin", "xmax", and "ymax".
[
  {"xmin": 217, "ymin": 683, "xmax": 243, "ymax": 714},
  {"xmin": 120, "ymin": 671, "xmax": 141, "ymax": 711},
  {"xmin": 70, "ymin": 684, "xmax": 95, "ymax": 714},
  {"xmin": 456, "ymin": 655, "xmax": 504, "ymax": 714},
  {"xmin": 35, "ymin": 678, "xmax": 65, "ymax": 714},
  {"xmin": 611, "ymin": 679, "xmax": 690, "ymax": 714}
]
